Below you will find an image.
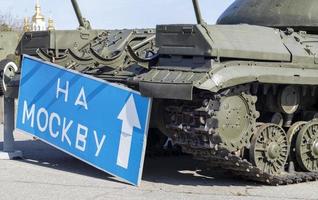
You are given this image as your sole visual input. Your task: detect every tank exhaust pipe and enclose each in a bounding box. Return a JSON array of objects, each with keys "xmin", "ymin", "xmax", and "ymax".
[
  {"xmin": 70, "ymin": 0, "xmax": 91, "ymax": 30},
  {"xmin": 192, "ymin": 0, "xmax": 204, "ymax": 25}
]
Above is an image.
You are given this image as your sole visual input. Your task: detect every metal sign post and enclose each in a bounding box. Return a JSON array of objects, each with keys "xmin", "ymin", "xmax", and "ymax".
[
  {"xmin": 0, "ymin": 96, "xmax": 22, "ymax": 159},
  {"xmin": 0, "ymin": 59, "xmax": 22, "ymax": 160}
]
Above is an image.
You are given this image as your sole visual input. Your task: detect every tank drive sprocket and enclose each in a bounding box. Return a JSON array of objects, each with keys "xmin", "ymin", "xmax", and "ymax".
[
  {"xmin": 203, "ymin": 86, "xmax": 258, "ymax": 152},
  {"xmin": 164, "ymin": 86, "xmax": 258, "ymax": 153}
]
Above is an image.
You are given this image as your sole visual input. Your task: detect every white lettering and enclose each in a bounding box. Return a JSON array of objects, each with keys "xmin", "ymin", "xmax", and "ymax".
[
  {"xmin": 22, "ymin": 101, "xmax": 35, "ymax": 128},
  {"xmin": 76, "ymin": 124, "xmax": 88, "ymax": 152},
  {"xmin": 37, "ymin": 108, "xmax": 49, "ymax": 132},
  {"xmin": 49, "ymin": 112, "xmax": 61, "ymax": 138},
  {"xmin": 56, "ymin": 78, "xmax": 69, "ymax": 102},
  {"xmin": 62, "ymin": 118, "xmax": 73, "ymax": 146},
  {"xmin": 93, "ymin": 131, "xmax": 106, "ymax": 157},
  {"xmin": 74, "ymin": 87, "xmax": 88, "ymax": 110}
]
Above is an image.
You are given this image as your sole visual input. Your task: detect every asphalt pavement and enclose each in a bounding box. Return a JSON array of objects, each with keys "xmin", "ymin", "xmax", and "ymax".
[{"xmin": 0, "ymin": 129, "xmax": 317, "ymax": 200}]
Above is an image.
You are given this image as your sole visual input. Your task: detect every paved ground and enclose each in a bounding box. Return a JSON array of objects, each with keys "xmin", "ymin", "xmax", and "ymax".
[{"xmin": 0, "ymin": 130, "xmax": 317, "ymax": 200}]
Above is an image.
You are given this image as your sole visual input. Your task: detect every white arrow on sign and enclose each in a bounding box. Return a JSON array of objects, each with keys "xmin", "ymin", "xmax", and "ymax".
[{"xmin": 117, "ymin": 94, "xmax": 141, "ymax": 169}]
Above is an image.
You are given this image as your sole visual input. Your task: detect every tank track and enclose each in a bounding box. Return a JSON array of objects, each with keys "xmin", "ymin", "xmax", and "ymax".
[{"xmin": 164, "ymin": 86, "xmax": 318, "ymax": 185}]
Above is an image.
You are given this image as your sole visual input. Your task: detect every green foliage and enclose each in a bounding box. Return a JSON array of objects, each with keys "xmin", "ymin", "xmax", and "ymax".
[
  {"xmin": 0, "ymin": 12, "xmax": 22, "ymax": 32},
  {"xmin": 0, "ymin": 23, "xmax": 13, "ymax": 31}
]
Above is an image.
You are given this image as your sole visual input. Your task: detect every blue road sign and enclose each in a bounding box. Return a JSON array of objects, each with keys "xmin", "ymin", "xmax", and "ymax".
[{"xmin": 16, "ymin": 55, "xmax": 152, "ymax": 186}]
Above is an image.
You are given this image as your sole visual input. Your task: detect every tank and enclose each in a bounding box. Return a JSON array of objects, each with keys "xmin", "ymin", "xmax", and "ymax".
[
  {"xmin": 17, "ymin": 0, "xmax": 157, "ymax": 84},
  {"xmin": 134, "ymin": 0, "xmax": 318, "ymax": 185}
]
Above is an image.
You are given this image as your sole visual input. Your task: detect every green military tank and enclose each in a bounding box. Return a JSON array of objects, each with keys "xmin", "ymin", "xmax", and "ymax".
[{"xmin": 132, "ymin": 0, "xmax": 318, "ymax": 185}]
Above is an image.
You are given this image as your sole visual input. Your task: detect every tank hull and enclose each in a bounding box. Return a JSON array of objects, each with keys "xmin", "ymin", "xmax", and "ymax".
[{"xmin": 138, "ymin": 24, "xmax": 318, "ymax": 100}]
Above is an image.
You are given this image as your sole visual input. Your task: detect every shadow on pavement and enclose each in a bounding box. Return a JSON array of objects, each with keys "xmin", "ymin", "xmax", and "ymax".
[
  {"xmin": 143, "ymin": 155, "xmax": 261, "ymax": 187},
  {"xmin": 0, "ymin": 140, "xmax": 261, "ymax": 187},
  {"xmin": 0, "ymin": 140, "xmax": 126, "ymax": 184}
]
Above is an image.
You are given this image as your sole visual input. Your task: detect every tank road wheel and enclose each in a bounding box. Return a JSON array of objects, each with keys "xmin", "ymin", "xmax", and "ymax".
[
  {"xmin": 212, "ymin": 93, "xmax": 258, "ymax": 152},
  {"xmin": 250, "ymin": 124, "xmax": 289, "ymax": 175},
  {"xmin": 296, "ymin": 122, "xmax": 318, "ymax": 172},
  {"xmin": 287, "ymin": 122, "xmax": 307, "ymax": 169},
  {"xmin": 287, "ymin": 122, "xmax": 307, "ymax": 145}
]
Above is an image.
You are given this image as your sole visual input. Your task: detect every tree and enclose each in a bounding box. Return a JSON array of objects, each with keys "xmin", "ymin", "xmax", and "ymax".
[
  {"xmin": 0, "ymin": 12, "xmax": 23, "ymax": 32},
  {"xmin": 0, "ymin": 23, "xmax": 12, "ymax": 31}
]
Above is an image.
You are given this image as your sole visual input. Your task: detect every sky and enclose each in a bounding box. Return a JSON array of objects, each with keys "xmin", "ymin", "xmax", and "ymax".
[{"xmin": 0, "ymin": 0, "xmax": 235, "ymax": 30}]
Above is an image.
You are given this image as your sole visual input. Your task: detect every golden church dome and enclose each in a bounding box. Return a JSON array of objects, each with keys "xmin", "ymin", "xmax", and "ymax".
[{"xmin": 32, "ymin": 0, "xmax": 45, "ymax": 22}]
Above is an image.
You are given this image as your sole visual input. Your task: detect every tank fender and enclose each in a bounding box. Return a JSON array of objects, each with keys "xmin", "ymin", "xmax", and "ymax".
[
  {"xmin": 196, "ymin": 63, "xmax": 318, "ymax": 92},
  {"xmin": 137, "ymin": 63, "xmax": 318, "ymax": 100},
  {"xmin": 136, "ymin": 69, "xmax": 206, "ymax": 100}
]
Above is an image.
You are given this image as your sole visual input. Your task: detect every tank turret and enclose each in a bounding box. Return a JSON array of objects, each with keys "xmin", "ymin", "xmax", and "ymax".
[{"xmin": 217, "ymin": 0, "xmax": 318, "ymax": 32}]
